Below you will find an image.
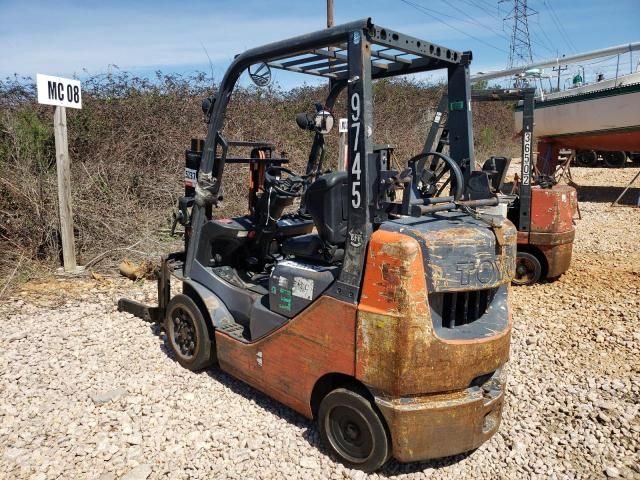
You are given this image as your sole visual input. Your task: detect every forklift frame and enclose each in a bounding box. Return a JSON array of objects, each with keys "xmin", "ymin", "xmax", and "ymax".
[{"xmin": 186, "ymin": 18, "xmax": 477, "ymax": 304}]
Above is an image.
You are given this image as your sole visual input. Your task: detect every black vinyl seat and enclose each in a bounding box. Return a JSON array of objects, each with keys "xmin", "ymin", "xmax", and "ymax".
[
  {"xmin": 282, "ymin": 171, "xmax": 348, "ymax": 263},
  {"xmin": 304, "ymin": 171, "xmax": 349, "ymax": 244}
]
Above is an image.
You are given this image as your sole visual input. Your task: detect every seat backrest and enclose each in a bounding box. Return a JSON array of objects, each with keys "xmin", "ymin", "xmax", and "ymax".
[
  {"xmin": 304, "ymin": 171, "xmax": 348, "ymax": 245},
  {"xmin": 482, "ymin": 156, "xmax": 511, "ymax": 192}
]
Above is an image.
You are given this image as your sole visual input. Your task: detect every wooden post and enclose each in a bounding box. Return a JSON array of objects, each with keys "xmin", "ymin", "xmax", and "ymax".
[
  {"xmin": 338, "ymin": 130, "xmax": 347, "ymax": 171},
  {"xmin": 54, "ymin": 106, "xmax": 77, "ymax": 272}
]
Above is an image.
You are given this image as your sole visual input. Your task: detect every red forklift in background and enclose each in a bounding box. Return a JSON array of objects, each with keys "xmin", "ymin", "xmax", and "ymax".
[{"xmin": 425, "ymin": 88, "xmax": 577, "ymax": 285}]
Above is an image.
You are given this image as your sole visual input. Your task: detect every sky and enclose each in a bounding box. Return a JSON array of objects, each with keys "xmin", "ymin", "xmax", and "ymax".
[{"xmin": 1, "ymin": 0, "xmax": 639, "ymax": 89}]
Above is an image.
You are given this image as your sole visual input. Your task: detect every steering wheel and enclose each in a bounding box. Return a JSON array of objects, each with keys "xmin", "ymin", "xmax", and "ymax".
[
  {"xmin": 264, "ymin": 166, "xmax": 306, "ymax": 197},
  {"xmin": 407, "ymin": 151, "xmax": 465, "ymax": 201}
]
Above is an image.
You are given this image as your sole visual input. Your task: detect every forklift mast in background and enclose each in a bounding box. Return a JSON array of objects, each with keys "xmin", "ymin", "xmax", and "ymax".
[{"xmin": 424, "ymin": 88, "xmax": 536, "ymax": 235}]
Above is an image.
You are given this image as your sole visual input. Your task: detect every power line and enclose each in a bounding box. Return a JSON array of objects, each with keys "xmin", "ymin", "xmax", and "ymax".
[
  {"xmin": 529, "ymin": 30, "xmax": 557, "ymax": 56},
  {"xmin": 398, "ymin": 0, "xmax": 510, "ymax": 54},
  {"xmin": 442, "ymin": 0, "xmax": 511, "ymax": 42},
  {"xmin": 531, "ymin": 13, "xmax": 559, "ymax": 56},
  {"xmin": 542, "ymin": 0, "xmax": 578, "ymax": 54},
  {"xmin": 458, "ymin": 0, "xmax": 502, "ymax": 14}
]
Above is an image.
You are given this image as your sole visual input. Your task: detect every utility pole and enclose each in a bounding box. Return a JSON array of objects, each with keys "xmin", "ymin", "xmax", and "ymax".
[
  {"xmin": 327, "ymin": 0, "xmax": 346, "ymax": 170},
  {"xmin": 501, "ymin": 0, "xmax": 536, "ymax": 87},
  {"xmin": 326, "ymin": 0, "xmax": 335, "ymax": 72},
  {"xmin": 552, "ymin": 62, "xmax": 568, "ymax": 91}
]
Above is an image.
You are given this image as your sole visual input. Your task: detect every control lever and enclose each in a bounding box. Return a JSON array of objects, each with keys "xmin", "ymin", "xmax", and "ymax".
[{"xmin": 171, "ymin": 196, "xmax": 195, "ymax": 236}]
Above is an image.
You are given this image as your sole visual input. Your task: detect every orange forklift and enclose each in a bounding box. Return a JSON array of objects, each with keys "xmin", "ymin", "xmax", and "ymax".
[
  {"xmin": 119, "ymin": 19, "xmax": 516, "ymax": 471},
  {"xmin": 425, "ymin": 88, "xmax": 577, "ymax": 285}
]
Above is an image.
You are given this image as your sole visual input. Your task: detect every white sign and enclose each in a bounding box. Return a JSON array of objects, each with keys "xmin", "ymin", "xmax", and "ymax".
[
  {"xmin": 37, "ymin": 74, "xmax": 82, "ymax": 109},
  {"xmin": 338, "ymin": 118, "xmax": 348, "ymax": 133}
]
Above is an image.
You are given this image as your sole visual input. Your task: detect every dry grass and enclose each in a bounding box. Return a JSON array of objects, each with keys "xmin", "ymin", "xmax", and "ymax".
[{"xmin": 0, "ymin": 72, "xmax": 518, "ymax": 288}]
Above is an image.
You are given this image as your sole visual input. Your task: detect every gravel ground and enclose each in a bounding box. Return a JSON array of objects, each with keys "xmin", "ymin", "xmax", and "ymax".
[{"xmin": 1, "ymin": 166, "xmax": 639, "ymax": 480}]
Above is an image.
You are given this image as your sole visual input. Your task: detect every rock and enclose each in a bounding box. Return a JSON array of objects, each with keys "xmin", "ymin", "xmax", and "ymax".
[
  {"xmin": 511, "ymin": 441, "xmax": 527, "ymax": 453},
  {"xmin": 247, "ymin": 438, "xmax": 261, "ymax": 451},
  {"xmin": 92, "ymin": 388, "xmax": 128, "ymax": 405},
  {"xmin": 7, "ymin": 332, "xmax": 27, "ymax": 342},
  {"xmin": 121, "ymin": 464, "xmax": 152, "ymax": 480},
  {"xmin": 348, "ymin": 470, "xmax": 367, "ymax": 480},
  {"xmin": 604, "ymin": 466, "xmax": 621, "ymax": 478},
  {"xmin": 126, "ymin": 433, "xmax": 143, "ymax": 445},
  {"xmin": 3, "ymin": 447, "xmax": 25, "ymax": 462},
  {"xmin": 300, "ymin": 455, "xmax": 320, "ymax": 469},
  {"xmin": 97, "ymin": 473, "xmax": 116, "ymax": 480},
  {"xmin": 597, "ymin": 412, "xmax": 611, "ymax": 424}
]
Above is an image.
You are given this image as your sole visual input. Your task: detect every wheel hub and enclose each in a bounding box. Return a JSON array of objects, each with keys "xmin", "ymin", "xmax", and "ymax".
[
  {"xmin": 344, "ymin": 422, "xmax": 360, "ymax": 441},
  {"xmin": 515, "ymin": 257, "xmax": 536, "ymax": 283},
  {"xmin": 171, "ymin": 308, "xmax": 196, "ymax": 358},
  {"xmin": 328, "ymin": 406, "xmax": 373, "ymax": 463}
]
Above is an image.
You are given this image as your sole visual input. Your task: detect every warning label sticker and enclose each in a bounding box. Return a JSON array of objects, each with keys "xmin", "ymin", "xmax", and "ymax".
[
  {"xmin": 185, "ymin": 167, "xmax": 198, "ymax": 187},
  {"xmin": 292, "ymin": 277, "xmax": 314, "ymax": 300}
]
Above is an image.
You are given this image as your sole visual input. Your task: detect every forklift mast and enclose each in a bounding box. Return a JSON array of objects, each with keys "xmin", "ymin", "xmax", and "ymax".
[{"xmin": 424, "ymin": 88, "xmax": 536, "ymax": 234}]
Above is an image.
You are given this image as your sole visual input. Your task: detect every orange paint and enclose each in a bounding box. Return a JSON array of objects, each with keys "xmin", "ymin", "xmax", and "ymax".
[{"xmin": 215, "ymin": 296, "xmax": 357, "ymax": 418}]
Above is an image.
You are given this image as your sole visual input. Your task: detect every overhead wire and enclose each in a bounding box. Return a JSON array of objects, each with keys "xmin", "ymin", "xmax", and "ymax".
[
  {"xmin": 542, "ymin": 0, "xmax": 578, "ymax": 54},
  {"xmin": 398, "ymin": 0, "xmax": 510, "ymax": 54},
  {"xmin": 439, "ymin": 0, "xmax": 511, "ymax": 42}
]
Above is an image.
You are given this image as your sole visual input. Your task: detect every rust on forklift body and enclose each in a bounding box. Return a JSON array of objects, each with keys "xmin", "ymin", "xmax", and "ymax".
[
  {"xmin": 530, "ymin": 185, "xmax": 577, "ymax": 233},
  {"xmin": 356, "ymin": 229, "xmax": 512, "ymax": 396}
]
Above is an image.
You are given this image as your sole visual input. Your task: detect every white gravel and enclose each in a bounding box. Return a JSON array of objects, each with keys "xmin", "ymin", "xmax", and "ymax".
[{"xmin": 1, "ymin": 166, "xmax": 639, "ymax": 479}]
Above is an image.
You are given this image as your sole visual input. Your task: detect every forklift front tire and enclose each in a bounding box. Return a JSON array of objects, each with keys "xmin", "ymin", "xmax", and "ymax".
[
  {"xmin": 513, "ymin": 251, "xmax": 543, "ymax": 286},
  {"xmin": 164, "ymin": 294, "xmax": 214, "ymax": 371},
  {"xmin": 318, "ymin": 388, "xmax": 391, "ymax": 472}
]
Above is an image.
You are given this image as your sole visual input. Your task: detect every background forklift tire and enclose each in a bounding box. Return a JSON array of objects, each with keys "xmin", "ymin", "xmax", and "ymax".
[
  {"xmin": 164, "ymin": 294, "xmax": 213, "ymax": 371},
  {"xmin": 513, "ymin": 251, "xmax": 543, "ymax": 286},
  {"xmin": 318, "ymin": 388, "xmax": 391, "ymax": 472}
]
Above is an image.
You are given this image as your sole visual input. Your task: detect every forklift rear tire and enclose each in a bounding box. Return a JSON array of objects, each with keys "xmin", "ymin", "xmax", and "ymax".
[
  {"xmin": 164, "ymin": 294, "xmax": 213, "ymax": 371},
  {"xmin": 318, "ymin": 388, "xmax": 391, "ymax": 472},
  {"xmin": 513, "ymin": 251, "xmax": 543, "ymax": 286}
]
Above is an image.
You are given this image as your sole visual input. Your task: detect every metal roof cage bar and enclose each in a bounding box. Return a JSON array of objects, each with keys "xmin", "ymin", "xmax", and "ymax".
[{"xmin": 264, "ymin": 20, "xmax": 464, "ymax": 80}]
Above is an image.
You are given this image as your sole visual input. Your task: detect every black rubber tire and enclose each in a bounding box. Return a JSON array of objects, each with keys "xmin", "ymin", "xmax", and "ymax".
[
  {"xmin": 164, "ymin": 294, "xmax": 213, "ymax": 371},
  {"xmin": 575, "ymin": 150, "xmax": 598, "ymax": 167},
  {"xmin": 602, "ymin": 151, "xmax": 627, "ymax": 168},
  {"xmin": 512, "ymin": 251, "xmax": 543, "ymax": 286},
  {"xmin": 318, "ymin": 388, "xmax": 391, "ymax": 472}
]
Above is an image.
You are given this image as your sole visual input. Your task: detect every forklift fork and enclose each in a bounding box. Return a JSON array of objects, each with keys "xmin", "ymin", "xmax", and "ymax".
[{"xmin": 117, "ymin": 253, "xmax": 177, "ymax": 323}]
